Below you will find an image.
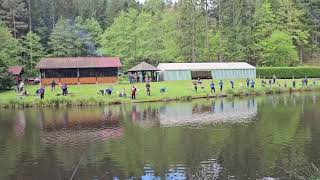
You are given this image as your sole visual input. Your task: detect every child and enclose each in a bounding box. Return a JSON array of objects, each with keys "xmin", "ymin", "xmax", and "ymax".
[
  {"xmin": 219, "ymin": 80, "xmax": 223, "ymax": 91},
  {"xmin": 251, "ymin": 80, "xmax": 255, "ymax": 88},
  {"xmin": 51, "ymin": 79, "xmax": 56, "ymax": 90},
  {"xmin": 210, "ymin": 82, "xmax": 215, "ymax": 93},
  {"xmin": 230, "ymin": 80, "xmax": 234, "ymax": 89},
  {"xmin": 160, "ymin": 87, "xmax": 166, "ymax": 93},
  {"xmin": 193, "ymin": 81, "xmax": 198, "ymax": 92},
  {"xmin": 131, "ymin": 86, "xmax": 137, "ymax": 99},
  {"xmin": 107, "ymin": 88, "xmax": 112, "ymax": 96},
  {"xmin": 119, "ymin": 88, "xmax": 126, "ymax": 97},
  {"xmin": 38, "ymin": 86, "xmax": 45, "ymax": 99},
  {"xmin": 146, "ymin": 83, "xmax": 151, "ymax": 96},
  {"xmin": 246, "ymin": 78, "xmax": 250, "ymax": 87}
]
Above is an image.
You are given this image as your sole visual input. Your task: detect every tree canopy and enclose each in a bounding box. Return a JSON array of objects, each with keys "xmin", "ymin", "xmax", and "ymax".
[{"xmin": 0, "ymin": 0, "xmax": 320, "ymax": 73}]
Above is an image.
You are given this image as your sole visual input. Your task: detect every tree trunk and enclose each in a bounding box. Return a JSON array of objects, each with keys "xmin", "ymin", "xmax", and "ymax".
[
  {"xmin": 219, "ymin": 32, "xmax": 223, "ymax": 62},
  {"xmin": 299, "ymin": 45, "xmax": 304, "ymax": 64},
  {"xmin": 28, "ymin": 0, "xmax": 32, "ymax": 32},
  {"xmin": 52, "ymin": 0, "xmax": 56, "ymax": 29},
  {"xmin": 12, "ymin": 8, "xmax": 17, "ymax": 38},
  {"xmin": 205, "ymin": 0, "xmax": 210, "ymax": 60},
  {"xmin": 218, "ymin": 0, "xmax": 223, "ymax": 62},
  {"xmin": 191, "ymin": 0, "xmax": 196, "ymax": 63}
]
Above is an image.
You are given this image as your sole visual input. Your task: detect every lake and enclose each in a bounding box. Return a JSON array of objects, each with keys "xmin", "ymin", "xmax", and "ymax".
[{"xmin": 0, "ymin": 93, "xmax": 320, "ymax": 180}]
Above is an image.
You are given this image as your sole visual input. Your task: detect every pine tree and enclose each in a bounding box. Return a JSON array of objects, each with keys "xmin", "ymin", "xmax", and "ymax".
[
  {"xmin": 0, "ymin": 0, "xmax": 28, "ymax": 38},
  {"xmin": 277, "ymin": 0, "xmax": 309, "ymax": 63},
  {"xmin": 21, "ymin": 32, "xmax": 45, "ymax": 75},
  {"xmin": 82, "ymin": 18, "xmax": 103, "ymax": 44},
  {"xmin": 251, "ymin": 0, "xmax": 278, "ymax": 64},
  {"xmin": 49, "ymin": 18, "xmax": 96, "ymax": 57},
  {"xmin": 258, "ymin": 31, "xmax": 299, "ymax": 66},
  {"xmin": 254, "ymin": 0, "xmax": 278, "ymax": 40},
  {"xmin": 0, "ymin": 22, "xmax": 18, "ymax": 89},
  {"xmin": 0, "ymin": 21, "xmax": 20, "ymax": 65},
  {"xmin": 48, "ymin": 19, "xmax": 78, "ymax": 56}
]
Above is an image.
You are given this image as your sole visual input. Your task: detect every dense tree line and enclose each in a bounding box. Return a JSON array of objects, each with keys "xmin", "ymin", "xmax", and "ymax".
[{"xmin": 0, "ymin": 0, "xmax": 320, "ymax": 73}]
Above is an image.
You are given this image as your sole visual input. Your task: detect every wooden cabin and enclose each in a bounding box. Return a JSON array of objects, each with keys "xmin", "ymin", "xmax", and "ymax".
[
  {"xmin": 8, "ymin": 66, "xmax": 24, "ymax": 82},
  {"xmin": 36, "ymin": 57, "xmax": 122, "ymax": 85}
]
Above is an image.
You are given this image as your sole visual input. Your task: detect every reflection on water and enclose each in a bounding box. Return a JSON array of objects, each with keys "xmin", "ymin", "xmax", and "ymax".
[
  {"xmin": 159, "ymin": 98, "xmax": 257, "ymax": 127},
  {"xmin": 0, "ymin": 93, "xmax": 319, "ymax": 179}
]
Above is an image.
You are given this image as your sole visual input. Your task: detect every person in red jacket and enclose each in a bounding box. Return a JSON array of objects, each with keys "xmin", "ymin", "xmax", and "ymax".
[{"xmin": 131, "ymin": 86, "xmax": 137, "ymax": 100}]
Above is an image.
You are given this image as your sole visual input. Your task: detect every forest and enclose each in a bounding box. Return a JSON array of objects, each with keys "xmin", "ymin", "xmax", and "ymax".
[{"xmin": 0, "ymin": 0, "xmax": 320, "ymax": 75}]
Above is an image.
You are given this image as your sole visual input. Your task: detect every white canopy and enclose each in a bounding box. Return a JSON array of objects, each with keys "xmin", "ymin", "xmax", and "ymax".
[{"xmin": 157, "ymin": 62, "xmax": 255, "ymax": 71}]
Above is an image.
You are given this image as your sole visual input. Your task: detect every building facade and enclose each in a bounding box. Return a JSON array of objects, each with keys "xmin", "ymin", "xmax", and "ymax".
[{"xmin": 36, "ymin": 57, "xmax": 122, "ymax": 85}]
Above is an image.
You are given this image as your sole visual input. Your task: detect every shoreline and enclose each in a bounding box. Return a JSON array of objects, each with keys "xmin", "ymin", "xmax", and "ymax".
[{"xmin": 0, "ymin": 85, "xmax": 318, "ymax": 109}]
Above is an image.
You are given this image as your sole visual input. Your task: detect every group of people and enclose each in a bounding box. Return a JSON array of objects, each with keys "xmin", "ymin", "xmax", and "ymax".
[
  {"xmin": 34, "ymin": 80, "xmax": 68, "ymax": 100},
  {"xmin": 246, "ymin": 78, "xmax": 256, "ymax": 88},
  {"xmin": 128, "ymin": 73, "xmax": 153, "ymax": 84},
  {"xmin": 209, "ymin": 81, "xmax": 223, "ymax": 93},
  {"xmin": 199, "ymin": 78, "xmax": 256, "ymax": 93}
]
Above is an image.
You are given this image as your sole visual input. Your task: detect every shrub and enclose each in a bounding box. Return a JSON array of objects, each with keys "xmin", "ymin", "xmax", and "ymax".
[{"xmin": 257, "ymin": 67, "xmax": 320, "ymax": 79}]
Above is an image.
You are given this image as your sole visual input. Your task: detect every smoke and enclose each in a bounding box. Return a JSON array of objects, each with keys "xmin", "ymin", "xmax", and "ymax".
[{"xmin": 68, "ymin": 19, "xmax": 99, "ymax": 56}]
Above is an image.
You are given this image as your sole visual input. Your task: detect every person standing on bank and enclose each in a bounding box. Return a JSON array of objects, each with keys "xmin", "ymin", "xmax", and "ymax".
[
  {"xmin": 51, "ymin": 79, "xmax": 56, "ymax": 90},
  {"xmin": 219, "ymin": 80, "xmax": 223, "ymax": 92},
  {"xmin": 210, "ymin": 81, "xmax": 215, "ymax": 93},
  {"xmin": 272, "ymin": 74, "xmax": 277, "ymax": 84},
  {"xmin": 246, "ymin": 78, "xmax": 250, "ymax": 87},
  {"xmin": 230, "ymin": 80, "xmax": 234, "ymax": 89},
  {"xmin": 131, "ymin": 86, "xmax": 137, "ymax": 100},
  {"xmin": 146, "ymin": 82, "xmax": 151, "ymax": 96},
  {"xmin": 292, "ymin": 77, "xmax": 296, "ymax": 88},
  {"xmin": 39, "ymin": 86, "xmax": 45, "ymax": 99},
  {"xmin": 193, "ymin": 81, "xmax": 198, "ymax": 92},
  {"xmin": 251, "ymin": 80, "xmax": 255, "ymax": 88}
]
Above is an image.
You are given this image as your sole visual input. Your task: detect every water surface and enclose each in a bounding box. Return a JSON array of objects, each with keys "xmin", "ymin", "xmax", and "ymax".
[{"xmin": 0, "ymin": 93, "xmax": 320, "ymax": 179}]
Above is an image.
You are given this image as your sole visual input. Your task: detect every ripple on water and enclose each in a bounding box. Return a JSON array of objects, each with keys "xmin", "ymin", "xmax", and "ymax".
[{"xmin": 42, "ymin": 127, "xmax": 123, "ymax": 147}]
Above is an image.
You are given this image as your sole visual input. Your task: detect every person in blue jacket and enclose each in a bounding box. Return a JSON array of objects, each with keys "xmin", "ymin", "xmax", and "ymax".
[
  {"xmin": 251, "ymin": 79, "xmax": 255, "ymax": 88},
  {"xmin": 210, "ymin": 81, "xmax": 215, "ymax": 93}
]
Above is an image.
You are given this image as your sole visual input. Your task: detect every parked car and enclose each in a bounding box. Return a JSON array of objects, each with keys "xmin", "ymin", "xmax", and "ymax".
[{"xmin": 26, "ymin": 78, "xmax": 41, "ymax": 85}]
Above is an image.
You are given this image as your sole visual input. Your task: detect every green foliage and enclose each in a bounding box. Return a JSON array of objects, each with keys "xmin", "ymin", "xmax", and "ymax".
[
  {"xmin": 21, "ymin": 32, "xmax": 45, "ymax": 75},
  {"xmin": 0, "ymin": 66, "xmax": 14, "ymax": 90},
  {"xmin": 48, "ymin": 18, "xmax": 98, "ymax": 57},
  {"xmin": 0, "ymin": 22, "xmax": 20, "ymax": 66},
  {"xmin": 257, "ymin": 67, "xmax": 320, "ymax": 78},
  {"xmin": 99, "ymin": 9, "xmax": 171, "ymax": 68},
  {"xmin": 258, "ymin": 31, "xmax": 299, "ymax": 66},
  {"xmin": 0, "ymin": 0, "xmax": 320, "ymax": 69},
  {"xmin": 0, "ymin": 0, "xmax": 28, "ymax": 38}
]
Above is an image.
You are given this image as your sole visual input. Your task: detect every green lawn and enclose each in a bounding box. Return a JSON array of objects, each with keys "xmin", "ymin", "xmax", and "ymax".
[{"xmin": 0, "ymin": 78, "xmax": 319, "ymax": 108}]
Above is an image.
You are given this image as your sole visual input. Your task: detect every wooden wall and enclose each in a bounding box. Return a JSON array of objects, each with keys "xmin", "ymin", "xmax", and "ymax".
[{"xmin": 41, "ymin": 76, "xmax": 118, "ymax": 85}]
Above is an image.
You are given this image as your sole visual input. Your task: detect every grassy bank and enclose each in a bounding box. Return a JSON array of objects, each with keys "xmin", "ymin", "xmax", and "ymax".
[{"xmin": 0, "ymin": 79, "xmax": 320, "ymax": 108}]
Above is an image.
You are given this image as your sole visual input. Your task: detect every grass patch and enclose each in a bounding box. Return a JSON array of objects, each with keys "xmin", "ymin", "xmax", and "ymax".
[{"xmin": 0, "ymin": 79, "xmax": 320, "ymax": 108}]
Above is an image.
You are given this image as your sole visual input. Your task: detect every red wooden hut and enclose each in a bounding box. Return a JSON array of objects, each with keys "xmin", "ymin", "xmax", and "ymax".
[
  {"xmin": 8, "ymin": 66, "xmax": 24, "ymax": 82},
  {"xmin": 36, "ymin": 57, "xmax": 122, "ymax": 85}
]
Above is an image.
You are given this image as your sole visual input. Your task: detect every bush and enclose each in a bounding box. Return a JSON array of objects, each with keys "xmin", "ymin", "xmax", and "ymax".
[
  {"xmin": 257, "ymin": 67, "xmax": 320, "ymax": 79},
  {"xmin": 0, "ymin": 67, "xmax": 14, "ymax": 90}
]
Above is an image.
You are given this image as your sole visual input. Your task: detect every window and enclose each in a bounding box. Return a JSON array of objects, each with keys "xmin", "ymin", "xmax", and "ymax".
[
  {"xmin": 59, "ymin": 69, "xmax": 78, "ymax": 78},
  {"xmin": 191, "ymin": 71, "xmax": 212, "ymax": 79},
  {"xmin": 80, "ymin": 68, "xmax": 96, "ymax": 77},
  {"xmin": 96, "ymin": 68, "xmax": 117, "ymax": 77}
]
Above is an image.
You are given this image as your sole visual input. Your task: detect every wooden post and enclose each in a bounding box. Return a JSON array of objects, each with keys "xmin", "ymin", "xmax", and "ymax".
[{"xmin": 77, "ymin": 68, "xmax": 80, "ymax": 85}]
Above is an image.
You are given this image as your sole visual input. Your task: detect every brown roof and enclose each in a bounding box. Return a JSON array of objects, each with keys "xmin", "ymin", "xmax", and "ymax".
[
  {"xmin": 8, "ymin": 66, "xmax": 24, "ymax": 75},
  {"xmin": 36, "ymin": 57, "xmax": 122, "ymax": 69},
  {"xmin": 127, "ymin": 62, "xmax": 159, "ymax": 72}
]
